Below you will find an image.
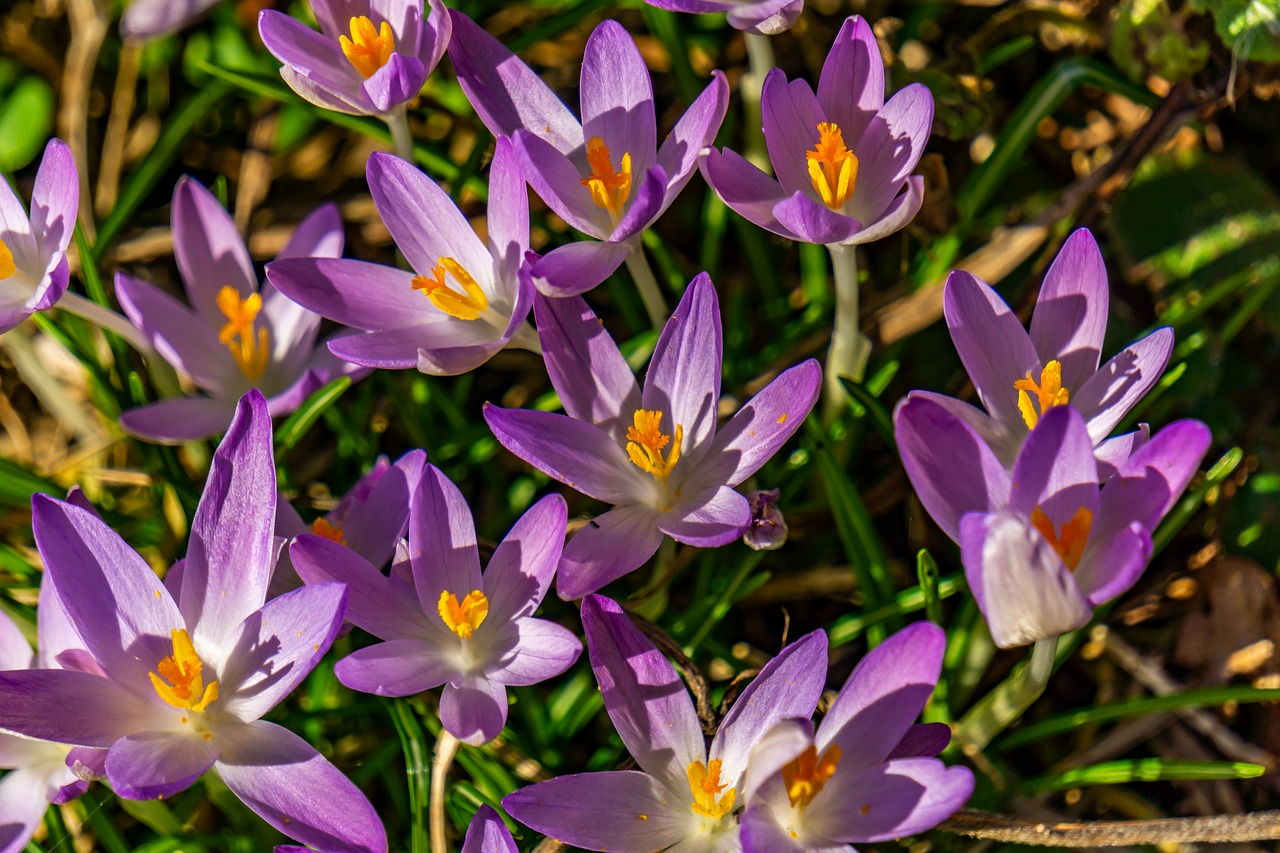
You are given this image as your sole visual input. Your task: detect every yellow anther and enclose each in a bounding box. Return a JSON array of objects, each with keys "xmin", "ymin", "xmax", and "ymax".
[
  {"xmin": 149, "ymin": 628, "xmax": 219, "ymax": 713},
  {"xmin": 311, "ymin": 517, "xmax": 346, "ymax": 545},
  {"xmin": 340, "ymin": 16, "xmax": 396, "ymax": 79},
  {"xmin": 806, "ymin": 122, "xmax": 859, "ymax": 210},
  {"xmin": 0, "ymin": 238, "xmax": 14, "ymax": 280},
  {"xmin": 782, "ymin": 744, "xmax": 842, "ymax": 810},
  {"xmin": 216, "ymin": 286, "xmax": 270, "ymax": 381},
  {"xmin": 1013, "ymin": 360, "xmax": 1070, "ymax": 430},
  {"xmin": 1030, "ymin": 505, "xmax": 1093, "ymax": 571},
  {"xmin": 580, "ymin": 137, "xmax": 633, "ymax": 216},
  {"xmin": 438, "ymin": 590, "xmax": 489, "ymax": 639},
  {"xmin": 626, "ymin": 409, "xmax": 683, "ymax": 481},
  {"xmin": 687, "ymin": 759, "xmax": 736, "ymax": 821},
  {"xmin": 412, "ymin": 258, "xmax": 489, "ymax": 321}
]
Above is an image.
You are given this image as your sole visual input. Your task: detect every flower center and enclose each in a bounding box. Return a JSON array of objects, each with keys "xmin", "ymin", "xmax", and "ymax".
[
  {"xmin": 1013, "ymin": 360, "xmax": 1070, "ymax": 430},
  {"xmin": 0, "ymin": 238, "xmax": 14, "ymax": 280},
  {"xmin": 340, "ymin": 16, "xmax": 396, "ymax": 80},
  {"xmin": 687, "ymin": 759, "xmax": 736, "ymax": 821},
  {"xmin": 149, "ymin": 628, "xmax": 219, "ymax": 713},
  {"xmin": 806, "ymin": 122, "xmax": 859, "ymax": 210},
  {"xmin": 782, "ymin": 744, "xmax": 842, "ymax": 810},
  {"xmin": 626, "ymin": 409, "xmax": 683, "ymax": 482},
  {"xmin": 216, "ymin": 286, "xmax": 270, "ymax": 381},
  {"xmin": 438, "ymin": 590, "xmax": 489, "ymax": 639},
  {"xmin": 412, "ymin": 258, "xmax": 489, "ymax": 321},
  {"xmin": 580, "ymin": 137, "xmax": 632, "ymax": 217},
  {"xmin": 311, "ymin": 517, "xmax": 346, "ymax": 545},
  {"xmin": 1030, "ymin": 505, "xmax": 1092, "ymax": 571}
]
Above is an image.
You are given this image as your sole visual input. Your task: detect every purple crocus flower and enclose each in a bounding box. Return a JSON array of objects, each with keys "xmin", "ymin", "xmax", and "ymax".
[
  {"xmin": 484, "ymin": 273, "xmax": 821, "ymax": 599},
  {"xmin": 0, "ymin": 391, "xmax": 387, "ymax": 852},
  {"xmin": 120, "ymin": 0, "xmax": 220, "ymax": 41},
  {"xmin": 0, "ymin": 139, "xmax": 76, "ymax": 336},
  {"xmin": 116, "ymin": 176, "xmax": 364, "ymax": 442},
  {"xmin": 463, "ymin": 806, "xmax": 518, "ymax": 853},
  {"xmin": 259, "ymin": 0, "xmax": 450, "ymax": 117},
  {"xmin": 267, "ymin": 141, "xmax": 539, "ymax": 374},
  {"xmin": 896, "ymin": 397, "xmax": 1210, "ymax": 648},
  {"xmin": 504, "ymin": 594, "xmax": 828, "ymax": 853},
  {"xmin": 448, "ymin": 12, "xmax": 728, "ymax": 296},
  {"xmin": 291, "ymin": 464, "xmax": 581, "ymax": 746},
  {"xmin": 701, "ymin": 16, "xmax": 931, "ymax": 247},
  {"xmin": 642, "ymin": 0, "xmax": 803, "ymax": 36},
  {"xmin": 914, "ymin": 228, "xmax": 1173, "ymax": 467},
  {"xmin": 739, "ymin": 622, "xmax": 973, "ymax": 852}
]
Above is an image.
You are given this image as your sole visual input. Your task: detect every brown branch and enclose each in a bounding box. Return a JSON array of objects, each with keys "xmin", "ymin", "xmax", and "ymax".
[{"xmin": 941, "ymin": 808, "xmax": 1280, "ymax": 846}]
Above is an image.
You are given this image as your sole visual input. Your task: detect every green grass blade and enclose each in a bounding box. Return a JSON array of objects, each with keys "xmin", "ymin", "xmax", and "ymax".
[
  {"xmin": 829, "ymin": 572, "xmax": 966, "ymax": 646},
  {"xmin": 1024, "ymin": 759, "xmax": 1265, "ymax": 794},
  {"xmin": 274, "ymin": 377, "xmax": 352, "ymax": 461}
]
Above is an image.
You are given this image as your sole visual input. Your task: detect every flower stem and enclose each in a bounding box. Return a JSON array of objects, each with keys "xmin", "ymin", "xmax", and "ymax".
[
  {"xmin": 386, "ymin": 107, "xmax": 415, "ymax": 163},
  {"xmin": 56, "ymin": 290, "xmax": 151, "ymax": 354},
  {"xmin": 509, "ymin": 321, "xmax": 543, "ymax": 356},
  {"xmin": 625, "ymin": 246, "xmax": 667, "ymax": 329},
  {"xmin": 822, "ymin": 242, "xmax": 869, "ymax": 425},
  {"xmin": 954, "ymin": 635, "xmax": 1059, "ymax": 752},
  {"xmin": 430, "ymin": 730, "xmax": 460, "ymax": 853},
  {"xmin": 742, "ymin": 34, "xmax": 775, "ymax": 172}
]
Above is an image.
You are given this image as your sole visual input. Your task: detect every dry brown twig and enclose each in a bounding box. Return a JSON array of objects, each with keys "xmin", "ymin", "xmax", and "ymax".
[{"xmin": 941, "ymin": 808, "xmax": 1280, "ymax": 846}]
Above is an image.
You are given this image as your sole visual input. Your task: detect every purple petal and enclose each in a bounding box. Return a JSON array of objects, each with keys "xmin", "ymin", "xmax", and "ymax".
[
  {"xmin": 699, "ymin": 147, "xmax": 793, "ymax": 239},
  {"xmin": 960, "ymin": 511, "xmax": 1092, "ymax": 649},
  {"xmin": 772, "ymin": 191, "xmax": 862, "ymax": 245},
  {"xmin": 658, "ymin": 484, "xmax": 750, "ymax": 547},
  {"xmin": 416, "ymin": 0, "xmax": 451, "ymax": 79},
  {"xmin": 727, "ymin": 0, "xmax": 804, "ymax": 34},
  {"xmin": 216, "ymin": 720, "xmax": 388, "ymax": 853},
  {"xmin": 513, "ymin": 131, "xmax": 611, "ymax": 238},
  {"xmin": 528, "ymin": 240, "xmax": 633, "ymax": 298},
  {"xmin": 485, "ymin": 137, "xmax": 531, "ymax": 283},
  {"xmin": 657, "ymin": 72, "xmax": 729, "ymax": 208},
  {"xmin": 0, "ymin": 769, "xmax": 51, "ymax": 853},
  {"xmin": 417, "ymin": 339, "xmax": 507, "ymax": 375},
  {"xmin": 892, "ymin": 394, "xmax": 1010, "ymax": 542},
  {"xmin": 1073, "ymin": 327, "xmax": 1175, "ymax": 444},
  {"xmin": 362, "ymin": 52, "xmax": 426, "ymax": 114},
  {"xmin": 534, "ymin": 292, "xmax": 642, "ymax": 443},
  {"xmin": 712, "ymin": 630, "xmax": 827, "ymax": 782},
  {"xmin": 106, "ymin": 731, "xmax": 220, "ymax": 800},
  {"xmin": 276, "ymin": 202, "xmax": 345, "ymax": 261},
  {"xmin": 805, "ymin": 758, "xmax": 973, "ymax": 843},
  {"xmin": 642, "ymin": 273, "xmax": 722, "ymax": 465},
  {"xmin": 121, "ymin": 0, "xmax": 218, "ymax": 40},
  {"xmin": 849, "ymin": 83, "xmax": 933, "ymax": 223},
  {"xmin": 261, "ymin": 286, "xmax": 323, "ymax": 381},
  {"xmin": 462, "ymin": 805, "xmax": 517, "ymax": 853},
  {"xmin": 182, "ymin": 390, "xmax": 276, "ymax": 648},
  {"xmin": 1095, "ymin": 425, "xmax": 1150, "ymax": 482},
  {"xmin": 114, "ymin": 273, "xmax": 237, "ymax": 391},
  {"xmin": 0, "ymin": 669, "xmax": 158, "ymax": 747},
  {"xmin": 818, "ymin": 16, "xmax": 884, "ymax": 146},
  {"xmin": 483, "ymin": 405, "xmax": 649, "ymax": 505},
  {"xmin": 1008, "ymin": 405, "xmax": 1099, "ymax": 529},
  {"xmin": 503, "ymin": 771, "xmax": 686, "ymax": 852},
  {"xmin": 0, "ymin": 608, "xmax": 33, "ymax": 671},
  {"xmin": 818, "ymin": 622, "xmax": 944, "ymax": 769},
  {"xmin": 1029, "ymin": 229, "xmax": 1108, "ymax": 390},
  {"xmin": 447, "ymin": 10, "xmax": 583, "ymax": 154},
  {"xmin": 486, "ymin": 618, "xmax": 582, "ymax": 686},
  {"xmin": 291, "ymin": 535, "xmax": 432, "ymax": 641},
  {"xmin": 258, "ymin": 9, "xmax": 371, "ymax": 115},
  {"xmin": 1099, "ymin": 419, "xmax": 1210, "ymax": 534},
  {"xmin": 409, "ymin": 466, "xmax": 484, "ymax": 621},
  {"xmin": 580, "ymin": 20, "xmax": 656, "ymax": 176},
  {"xmin": 440, "ymin": 674, "xmax": 507, "ymax": 745},
  {"xmin": 740, "ymin": 717, "xmax": 814, "ymax": 804},
  {"xmin": 119, "ymin": 396, "xmax": 236, "ymax": 444},
  {"xmin": 29, "ymin": 139, "xmax": 78, "ymax": 259},
  {"xmin": 761, "ymin": 71, "xmax": 825, "ymax": 199},
  {"xmin": 608, "ymin": 165, "xmax": 667, "ymax": 243},
  {"xmin": 36, "ymin": 573, "xmax": 84, "ymax": 671},
  {"xmin": 218, "ymin": 583, "xmax": 348, "ymax": 721},
  {"xmin": 887, "ymin": 722, "xmax": 952, "ymax": 759},
  {"xmin": 335, "ymin": 639, "xmax": 456, "ymax": 696},
  {"xmin": 483, "ymin": 495, "xmax": 568, "ymax": 623},
  {"xmin": 172, "ymin": 177, "xmax": 257, "ymax": 332},
  {"xmin": 1077, "ymin": 522, "xmax": 1152, "ymax": 606},
  {"xmin": 326, "ymin": 325, "xmax": 439, "ymax": 369},
  {"xmin": 842, "ymin": 174, "xmax": 924, "ymax": 246},
  {"xmin": 741, "ymin": 801, "xmax": 807, "ymax": 853},
  {"xmin": 557, "ymin": 505, "xmax": 664, "ymax": 600},
  {"xmin": 581, "ymin": 594, "xmax": 704, "ymax": 791},
  {"xmin": 337, "ymin": 451, "xmax": 425, "ymax": 569}
]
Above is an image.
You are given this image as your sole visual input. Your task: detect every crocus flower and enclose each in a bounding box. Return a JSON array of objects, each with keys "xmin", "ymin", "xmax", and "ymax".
[
  {"xmin": 743, "ymin": 488, "xmax": 788, "ymax": 551},
  {"xmin": 701, "ymin": 16, "xmax": 931, "ymax": 247},
  {"xmin": 0, "ymin": 138, "xmax": 76, "ymax": 336},
  {"xmin": 895, "ymin": 397, "xmax": 1210, "ymax": 648},
  {"xmin": 267, "ymin": 141, "xmax": 538, "ymax": 374},
  {"xmin": 463, "ymin": 805, "xmax": 518, "ymax": 853},
  {"xmin": 448, "ymin": 12, "xmax": 728, "ymax": 296},
  {"xmin": 484, "ymin": 273, "xmax": 821, "ymax": 599},
  {"xmin": 641, "ymin": 0, "xmax": 803, "ymax": 36},
  {"xmin": 739, "ymin": 622, "xmax": 973, "ymax": 852},
  {"xmin": 291, "ymin": 464, "xmax": 581, "ymax": 746},
  {"xmin": 504, "ymin": 594, "xmax": 828, "ymax": 853},
  {"xmin": 915, "ymin": 228, "xmax": 1174, "ymax": 467},
  {"xmin": 0, "ymin": 391, "xmax": 387, "ymax": 852},
  {"xmin": 120, "ymin": 0, "xmax": 219, "ymax": 41},
  {"xmin": 259, "ymin": 0, "xmax": 450, "ymax": 118},
  {"xmin": 116, "ymin": 176, "xmax": 364, "ymax": 442}
]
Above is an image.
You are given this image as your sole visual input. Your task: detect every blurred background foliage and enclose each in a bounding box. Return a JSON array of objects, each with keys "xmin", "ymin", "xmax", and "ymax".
[{"xmin": 1, "ymin": 0, "xmax": 1280, "ymax": 850}]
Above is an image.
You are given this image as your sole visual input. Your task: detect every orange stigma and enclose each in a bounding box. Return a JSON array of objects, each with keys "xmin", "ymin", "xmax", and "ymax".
[
  {"xmin": 687, "ymin": 759, "xmax": 736, "ymax": 820},
  {"xmin": 806, "ymin": 122, "xmax": 859, "ymax": 210},
  {"xmin": 1013, "ymin": 360, "xmax": 1069, "ymax": 430},
  {"xmin": 311, "ymin": 517, "xmax": 346, "ymax": 545},
  {"xmin": 580, "ymin": 137, "xmax": 632, "ymax": 216},
  {"xmin": 216, "ymin": 286, "xmax": 270, "ymax": 380},
  {"xmin": 438, "ymin": 590, "xmax": 489, "ymax": 639},
  {"xmin": 340, "ymin": 17, "xmax": 395, "ymax": 79},
  {"xmin": 782, "ymin": 744, "xmax": 842, "ymax": 810},
  {"xmin": 149, "ymin": 628, "xmax": 218, "ymax": 713},
  {"xmin": 626, "ymin": 409, "xmax": 682, "ymax": 481},
  {"xmin": 1031, "ymin": 505, "xmax": 1093, "ymax": 570},
  {"xmin": 0, "ymin": 238, "xmax": 14, "ymax": 280},
  {"xmin": 412, "ymin": 258, "xmax": 489, "ymax": 321}
]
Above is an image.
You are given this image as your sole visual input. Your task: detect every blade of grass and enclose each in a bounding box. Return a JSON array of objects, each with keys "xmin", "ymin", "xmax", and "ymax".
[
  {"xmin": 273, "ymin": 376, "xmax": 352, "ymax": 461},
  {"xmin": 829, "ymin": 571, "xmax": 966, "ymax": 646},
  {"xmin": 1023, "ymin": 759, "xmax": 1265, "ymax": 794},
  {"xmin": 389, "ymin": 699, "xmax": 430, "ymax": 853}
]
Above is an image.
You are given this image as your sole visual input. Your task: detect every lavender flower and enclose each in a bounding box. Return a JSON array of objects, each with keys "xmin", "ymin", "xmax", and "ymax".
[
  {"xmin": 484, "ymin": 273, "xmax": 820, "ymax": 599},
  {"xmin": 504, "ymin": 594, "xmax": 828, "ymax": 853},
  {"xmin": 0, "ymin": 139, "xmax": 77, "ymax": 336},
  {"xmin": 121, "ymin": 0, "xmax": 220, "ymax": 41},
  {"xmin": 743, "ymin": 488, "xmax": 788, "ymax": 551},
  {"xmin": 116, "ymin": 177, "xmax": 363, "ymax": 442},
  {"xmin": 914, "ymin": 228, "xmax": 1174, "ymax": 468},
  {"xmin": 259, "ymin": 0, "xmax": 450, "ymax": 118},
  {"xmin": 290, "ymin": 464, "xmax": 581, "ymax": 746},
  {"xmin": 0, "ymin": 391, "xmax": 387, "ymax": 852},
  {"xmin": 701, "ymin": 16, "xmax": 932, "ymax": 247},
  {"xmin": 896, "ymin": 397, "xmax": 1210, "ymax": 647},
  {"xmin": 448, "ymin": 12, "xmax": 728, "ymax": 296},
  {"xmin": 642, "ymin": 0, "xmax": 804, "ymax": 36},
  {"xmin": 267, "ymin": 141, "xmax": 538, "ymax": 374},
  {"xmin": 463, "ymin": 806, "xmax": 518, "ymax": 853}
]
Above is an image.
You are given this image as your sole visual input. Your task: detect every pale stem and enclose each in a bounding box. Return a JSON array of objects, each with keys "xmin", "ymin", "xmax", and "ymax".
[
  {"xmin": 508, "ymin": 321, "xmax": 543, "ymax": 356},
  {"xmin": 742, "ymin": 33, "xmax": 775, "ymax": 172},
  {"xmin": 430, "ymin": 730, "xmax": 461, "ymax": 853},
  {"xmin": 821, "ymin": 242, "xmax": 870, "ymax": 425},
  {"xmin": 625, "ymin": 246, "xmax": 667, "ymax": 329},
  {"xmin": 386, "ymin": 107, "xmax": 415, "ymax": 163},
  {"xmin": 57, "ymin": 291, "xmax": 152, "ymax": 355},
  {"xmin": 954, "ymin": 635, "xmax": 1059, "ymax": 752}
]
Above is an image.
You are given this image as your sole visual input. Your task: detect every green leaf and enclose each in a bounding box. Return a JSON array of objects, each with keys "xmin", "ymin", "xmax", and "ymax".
[
  {"xmin": 274, "ymin": 377, "xmax": 352, "ymax": 461},
  {"xmin": 0, "ymin": 76, "xmax": 54, "ymax": 172},
  {"xmin": 1024, "ymin": 759, "xmax": 1265, "ymax": 793},
  {"xmin": 0, "ymin": 457, "xmax": 57, "ymax": 508},
  {"xmin": 1211, "ymin": 0, "xmax": 1280, "ymax": 61}
]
